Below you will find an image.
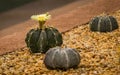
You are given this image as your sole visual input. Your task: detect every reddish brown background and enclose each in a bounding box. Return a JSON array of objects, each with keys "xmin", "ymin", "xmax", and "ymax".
[{"xmin": 0, "ymin": 0, "xmax": 120, "ymax": 55}]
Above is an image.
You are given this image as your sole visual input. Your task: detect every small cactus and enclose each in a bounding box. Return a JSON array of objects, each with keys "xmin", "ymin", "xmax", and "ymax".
[
  {"xmin": 89, "ymin": 15, "xmax": 118, "ymax": 32},
  {"xmin": 44, "ymin": 47, "xmax": 80, "ymax": 70},
  {"xmin": 25, "ymin": 13, "xmax": 63, "ymax": 53}
]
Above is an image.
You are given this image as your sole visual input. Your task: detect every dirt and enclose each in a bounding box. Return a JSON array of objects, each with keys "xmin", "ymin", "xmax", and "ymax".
[
  {"xmin": 0, "ymin": 10, "xmax": 120, "ymax": 75},
  {"xmin": 0, "ymin": 0, "xmax": 120, "ymax": 55}
]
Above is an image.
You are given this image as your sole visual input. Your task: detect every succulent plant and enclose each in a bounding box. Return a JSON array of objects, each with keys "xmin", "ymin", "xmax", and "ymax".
[
  {"xmin": 44, "ymin": 47, "xmax": 80, "ymax": 70},
  {"xmin": 89, "ymin": 15, "xmax": 118, "ymax": 32},
  {"xmin": 25, "ymin": 13, "xmax": 63, "ymax": 53}
]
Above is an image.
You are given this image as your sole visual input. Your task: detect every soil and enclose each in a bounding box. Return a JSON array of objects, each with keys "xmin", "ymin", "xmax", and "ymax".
[
  {"xmin": 0, "ymin": 10, "xmax": 120, "ymax": 75},
  {"xmin": 0, "ymin": 0, "xmax": 120, "ymax": 55}
]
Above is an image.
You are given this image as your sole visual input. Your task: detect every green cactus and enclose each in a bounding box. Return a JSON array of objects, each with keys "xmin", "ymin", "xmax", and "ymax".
[{"xmin": 25, "ymin": 13, "xmax": 63, "ymax": 53}]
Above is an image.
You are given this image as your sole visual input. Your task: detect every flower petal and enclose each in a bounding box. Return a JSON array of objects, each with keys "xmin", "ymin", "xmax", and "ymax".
[{"xmin": 31, "ymin": 13, "xmax": 51, "ymax": 21}]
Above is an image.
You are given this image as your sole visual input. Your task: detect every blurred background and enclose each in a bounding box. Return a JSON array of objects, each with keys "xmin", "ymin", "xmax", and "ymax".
[
  {"xmin": 0, "ymin": 0, "xmax": 35, "ymax": 13},
  {"xmin": 0, "ymin": 0, "xmax": 77, "ymax": 30}
]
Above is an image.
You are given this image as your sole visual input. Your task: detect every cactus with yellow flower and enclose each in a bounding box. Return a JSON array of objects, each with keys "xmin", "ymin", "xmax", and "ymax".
[{"xmin": 25, "ymin": 13, "xmax": 63, "ymax": 53}]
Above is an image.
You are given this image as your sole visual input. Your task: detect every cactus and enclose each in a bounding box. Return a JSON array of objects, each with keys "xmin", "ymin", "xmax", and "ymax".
[
  {"xmin": 25, "ymin": 13, "xmax": 63, "ymax": 53},
  {"xmin": 89, "ymin": 15, "xmax": 118, "ymax": 32},
  {"xmin": 44, "ymin": 47, "xmax": 80, "ymax": 70}
]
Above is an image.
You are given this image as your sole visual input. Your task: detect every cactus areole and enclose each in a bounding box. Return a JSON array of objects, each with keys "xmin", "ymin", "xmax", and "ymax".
[
  {"xmin": 44, "ymin": 47, "xmax": 80, "ymax": 70},
  {"xmin": 25, "ymin": 13, "xmax": 63, "ymax": 53},
  {"xmin": 89, "ymin": 15, "xmax": 118, "ymax": 32}
]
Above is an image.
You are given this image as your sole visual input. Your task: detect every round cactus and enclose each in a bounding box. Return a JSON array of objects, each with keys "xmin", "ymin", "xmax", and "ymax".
[
  {"xmin": 44, "ymin": 47, "xmax": 80, "ymax": 70},
  {"xmin": 25, "ymin": 13, "xmax": 63, "ymax": 53},
  {"xmin": 89, "ymin": 15, "xmax": 118, "ymax": 32}
]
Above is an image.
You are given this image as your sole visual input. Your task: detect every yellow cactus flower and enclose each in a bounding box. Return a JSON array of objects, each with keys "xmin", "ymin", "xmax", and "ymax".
[{"xmin": 31, "ymin": 13, "xmax": 51, "ymax": 21}]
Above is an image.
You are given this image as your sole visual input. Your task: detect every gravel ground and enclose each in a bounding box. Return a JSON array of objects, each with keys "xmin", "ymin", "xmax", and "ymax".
[{"xmin": 0, "ymin": 10, "xmax": 120, "ymax": 75}]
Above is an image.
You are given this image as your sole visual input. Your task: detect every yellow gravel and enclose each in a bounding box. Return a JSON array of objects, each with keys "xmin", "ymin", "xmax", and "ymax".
[{"xmin": 0, "ymin": 10, "xmax": 120, "ymax": 75}]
